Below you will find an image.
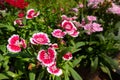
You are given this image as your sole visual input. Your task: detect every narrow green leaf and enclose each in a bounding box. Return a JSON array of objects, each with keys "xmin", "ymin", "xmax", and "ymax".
[
  {"xmin": 6, "ymin": 71, "xmax": 18, "ymax": 78},
  {"xmin": 29, "ymin": 72, "xmax": 36, "ymax": 80},
  {"xmin": 75, "ymin": 42, "xmax": 85, "ymax": 48},
  {"xmin": 0, "ymin": 23, "xmax": 15, "ymax": 31},
  {"xmin": 69, "ymin": 67, "xmax": 83, "ymax": 80},
  {"xmin": 0, "ymin": 73, "xmax": 9, "ymax": 79},
  {"xmin": 72, "ymin": 56, "xmax": 86, "ymax": 68},
  {"xmin": 101, "ymin": 54, "xmax": 118, "ymax": 69},
  {"xmin": 100, "ymin": 65, "xmax": 112, "ymax": 80},
  {"xmin": 91, "ymin": 57, "xmax": 98, "ymax": 72},
  {"xmin": 55, "ymin": 76, "xmax": 61, "ymax": 80},
  {"xmin": 37, "ymin": 71, "xmax": 44, "ymax": 80}
]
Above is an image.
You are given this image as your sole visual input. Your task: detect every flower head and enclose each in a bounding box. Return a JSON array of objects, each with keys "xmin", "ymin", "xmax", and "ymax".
[
  {"xmin": 62, "ymin": 52, "xmax": 73, "ymax": 60},
  {"xmin": 26, "ymin": 9, "xmax": 40, "ymax": 19},
  {"xmin": 14, "ymin": 18, "xmax": 24, "ymax": 27},
  {"xmin": 52, "ymin": 29, "xmax": 66, "ymax": 38},
  {"xmin": 107, "ymin": 3, "xmax": 120, "ymax": 15},
  {"xmin": 47, "ymin": 63, "xmax": 62, "ymax": 76},
  {"xmin": 7, "ymin": 34, "xmax": 27, "ymax": 53},
  {"xmin": 37, "ymin": 48, "xmax": 56, "ymax": 66},
  {"xmin": 30, "ymin": 32, "xmax": 50, "ymax": 45}
]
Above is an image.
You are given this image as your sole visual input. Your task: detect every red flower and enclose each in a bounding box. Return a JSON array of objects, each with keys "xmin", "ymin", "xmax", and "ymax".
[
  {"xmin": 5, "ymin": 0, "xmax": 28, "ymax": 9},
  {"xmin": 18, "ymin": 12, "xmax": 24, "ymax": 18}
]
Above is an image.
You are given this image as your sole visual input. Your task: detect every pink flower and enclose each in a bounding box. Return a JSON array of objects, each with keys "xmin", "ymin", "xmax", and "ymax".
[
  {"xmin": 87, "ymin": 16, "xmax": 97, "ymax": 22},
  {"xmin": 61, "ymin": 20, "xmax": 79, "ymax": 37},
  {"xmin": 49, "ymin": 43, "xmax": 59, "ymax": 49},
  {"xmin": 7, "ymin": 34, "xmax": 26, "ymax": 53},
  {"xmin": 37, "ymin": 48, "xmax": 56, "ymax": 66},
  {"xmin": 72, "ymin": 8, "xmax": 79, "ymax": 13},
  {"xmin": 14, "ymin": 18, "xmax": 24, "ymax": 27},
  {"xmin": 61, "ymin": 20, "xmax": 77, "ymax": 32},
  {"xmin": 26, "ymin": 9, "xmax": 40, "ymax": 19},
  {"xmin": 107, "ymin": 3, "xmax": 120, "ymax": 15},
  {"xmin": 92, "ymin": 23, "xmax": 103, "ymax": 32},
  {"xmin": 30, "ymin": 32, "xmax": 50, "ymax": 45},
  {"xmin": 69, "ymin": 30, "xmax": 79, "ymax": 37},
  {"xmin": 87, "ymin": 0, "xmax": 104, "ymax": 8},
  {"xmin": 83, "ymin": 22, "xmax": 103, "ymax": 35},
  {"xmin": 47, "ymin": 63, "xmax": 62, "ymax": 76},
  {"xmin": 78, "ymin": 3, "xmax": 84, "ymax": 8},
  {"xmin": 52, "ymin": 29, "xmax": 66, "ymax": 38},
  {"xmin": 62, "ymin": 52, "xmax": 73, "ymax": 60},
  {"xmin": 61, "ymin": 15, "xmax": 77, "ymax": 21}
]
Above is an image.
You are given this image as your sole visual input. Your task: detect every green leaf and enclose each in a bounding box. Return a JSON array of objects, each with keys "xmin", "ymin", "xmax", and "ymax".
[
  {"xmin": 0, "ymin": 73, "xmax": 9, "ymax": 79},
  {"xmin": 29, "ymin": 72, "xmax": 35, "ymax": 80},
  {"xmin": 72, "ymin": 56, "xmax": 86, "ymax": 68},
  {"xmin": 0, "ymin": 23, "xmax": 15, "ymax": 31},
  {"xmin": 0, "ymin": 45, "xmax": 6, "ymax": 53},
  {"xmin": 69, "ymin": 67, "xmax": 83, "ymax": 80},
  {"xmin": 75, "ymin": 42, "xmax": 85, "ymax": 48},
  {"xmin": 55, "ymin": 76, "xmax": 61, "ymax": 80},
  {"xmin": 37, "ymin": 71, "xmax": 45, "ymax": 80},
  {"xmin": 101, "ymin": 54, "xmax": 118, "ymax": 69},
  {"xmin": 91, "ymin": 57, "xmax": 98, "ymax": 72},
  {"xmin": 6, "ymin": 71, "xmax": 18, "ymax": 78},
  {"xmin": 100, "ymin": 65, "xmax": 112, "ymax": 80}
]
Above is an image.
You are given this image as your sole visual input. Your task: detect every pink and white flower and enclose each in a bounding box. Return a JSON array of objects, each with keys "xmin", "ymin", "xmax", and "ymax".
[
  {"xmin": 62, "ymin": 52, "xmax": 73, "ymax": 60},
  {"xmin": 52, "ymin": 29, "xmax": 66, "ymax": 38},
  {"xmin": 61, "ymin": 20, "xmax": 77, "ymax": 32},
  {"xmin": 49, "ymin": 43, "xmax": 59, "ymax": 49},
  {"xmin": 26, "ymin": 9, "xmax": 40, "ymax": 19},
  {"xmin": 61, "ymin": 20, "xmax": 79, "ymax": 37},
  {"xmin": 14, "ymin": 18, "xmax": 24, "ymax": 27},
  {"xmin": 69, "ymin": 30, "xmax": 79, "ymax": 37},
  {"xmin": 47, "ymin": 63, "xmax": 62, "ymax": 76},
  {"xmin": 7, "ymin": 34, "xmax": 27, "ymax": 53},
  {"xmin": 37, "ymin": 48, "xmax": 56, "ymax": 66},
  {"xmin": 30, "ymin": 32, "xmax": 50, "ymax": 45}
]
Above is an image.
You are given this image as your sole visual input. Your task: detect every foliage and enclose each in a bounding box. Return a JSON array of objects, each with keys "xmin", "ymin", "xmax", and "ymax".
[{"xmin": 0, "ymin": 0, "xmax": 120, "ymax": 80}]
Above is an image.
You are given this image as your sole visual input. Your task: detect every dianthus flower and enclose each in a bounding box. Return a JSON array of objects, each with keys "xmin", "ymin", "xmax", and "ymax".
[
  {"xmin": 107, "ymin": 3, "xmax": 120, "ymax": 15},
  {"xmin": 47, "ymin": 63, "xmax": 62, "ymax": 76},
  {"xmin": 7, "ymin": 34, "xmax": 27, "ymax": 53},
  {"xmin": 87, "ymin": 0, "xmax": 104, "ymax": 8},
  {"xmin": 37, "ymin": 48, "xmax": 56, "ymax": 67},
  {"xmin": 26, "ymin": 9, "xmax": 40, "ymax": 19},
  {"xmin": 62, "ymin": 52, "xmax": 73, "ymax": 60},
  {"xmin": 30, "ymin": 32, "xmax": 50, "ymax": 45}
]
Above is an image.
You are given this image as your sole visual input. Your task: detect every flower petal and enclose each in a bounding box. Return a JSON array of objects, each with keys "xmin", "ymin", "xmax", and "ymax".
[{"xmin": 7, "ymin": 44, "xmax": 21, "ymax": 53}]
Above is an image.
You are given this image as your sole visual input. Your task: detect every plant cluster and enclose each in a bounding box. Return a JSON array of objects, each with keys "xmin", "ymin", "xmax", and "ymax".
[{"xmin": 0, "ymin": 0, "xmax": 120, "ymax": 80}]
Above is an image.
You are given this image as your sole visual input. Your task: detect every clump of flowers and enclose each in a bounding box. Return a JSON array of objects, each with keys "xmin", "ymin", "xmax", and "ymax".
[
  {"xmin": 107, "ymin": 3, "xmax": 120, "ymax": 15},
  {"xmin": 5, "ymin": 0, "xmax": 28, "ymax": 9},
  {"xmin": 87, "ymin": 0, "xmax": 104, "ymax": 8}
]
